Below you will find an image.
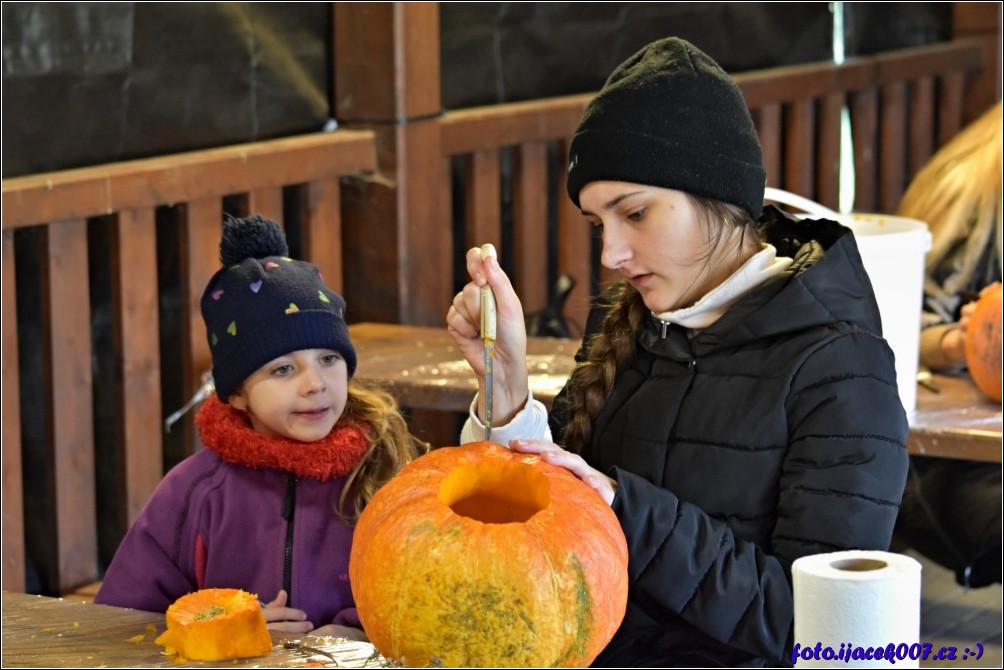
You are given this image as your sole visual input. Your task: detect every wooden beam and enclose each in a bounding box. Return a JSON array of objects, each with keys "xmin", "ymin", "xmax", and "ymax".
[
  {"xmin": 1, "ymin": 230, "xmax": 26, "ymax": 592},
  {"xmin": 512, "ymin": 141, "xmax": 550, "ymax": 316},
  {"xmin": 335, "ymin": 3, "xmax": 447, "ymax": 326},
  {"xmin": 179, "ymin": 200, "xmax": 222, "ymax": 453},
  {"xmin": 952, "ymin": 2, "xmax": 1002, "ymax": 123},
  {"xmin": 42, "ymin": 220, "xmax": 97, "ymax": 592},
  {"xmin": 111, "ymin": 208, "xmax": 164, "ymax": 528},
  {"xmin": 301, "ymin": 177, "xmax": 344, "ymax": 294},
  {"xmin": 441, "ymin": 95, "xmax": 591, "ymax": 156},
  {"xmin": 464, "ymin": 149, "xmax": 502, "ymax": 251},
  {"xmin": 557, "ymin": 141, "xmax": 593, "ymax": 339},
  {"xmin": 2, "ymin": 131, "xmax": 376, "ymax": 230}
]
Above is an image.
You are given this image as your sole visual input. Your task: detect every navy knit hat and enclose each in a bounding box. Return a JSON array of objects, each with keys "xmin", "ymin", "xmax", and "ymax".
[
  {"xmin": 200, "ymin": 214, "xmax": 357, "ymax": 402},
  {"xmin": 566, "ymin": 37, "xmax": 766, "ymax": 218}
]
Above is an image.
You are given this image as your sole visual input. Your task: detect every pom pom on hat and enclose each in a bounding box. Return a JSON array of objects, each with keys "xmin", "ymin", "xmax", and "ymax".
[
  {"xmin": 566, "ymin": 37, "xmax": 766, "ymax": 218},
  {"xmin": 220, "ymin": 213, "xmax": 289, "ymax": 265},
  {"xmin": 200, "ymin": 215, "xmax": 357, "ymax": 402}
]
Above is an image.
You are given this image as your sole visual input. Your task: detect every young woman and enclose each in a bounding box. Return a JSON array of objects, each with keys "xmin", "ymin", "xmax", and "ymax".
[
  {"xmin": 447, "ymin": 37, "xmax": 909, "ymax": 666},
  {"xmin": 97, "ymin": 214, "xmax": 425, "ymax": 637}
]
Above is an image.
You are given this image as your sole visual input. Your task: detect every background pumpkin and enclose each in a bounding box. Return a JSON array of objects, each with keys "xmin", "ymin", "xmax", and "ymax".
[
  {"xmin": 155, "ymin": 588, "xmax": 272, "ymax": 661},
  {"xmin": 349, "ymin": 441, "xmax": 628, "ymax": 668},
  {"xmin": 965, "ymin": 283, "xmax": 1003, "ymax": 403}
]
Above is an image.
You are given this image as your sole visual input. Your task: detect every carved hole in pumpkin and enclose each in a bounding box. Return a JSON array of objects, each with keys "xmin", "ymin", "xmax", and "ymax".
[{"xmin": 440, "ymin": 462, "xmax": 550, "ymax": 523}]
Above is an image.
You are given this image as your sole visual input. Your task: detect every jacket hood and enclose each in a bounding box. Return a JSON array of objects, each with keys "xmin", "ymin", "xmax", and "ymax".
[{"xmin": 689, "ymin": 205, "xmax": 883, "ymax": 353}]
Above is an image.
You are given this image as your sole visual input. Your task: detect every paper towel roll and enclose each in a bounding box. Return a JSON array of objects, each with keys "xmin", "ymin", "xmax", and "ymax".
[{"xmin": 792, "ymin": 550, "xmax": 922, "ymax": 668}]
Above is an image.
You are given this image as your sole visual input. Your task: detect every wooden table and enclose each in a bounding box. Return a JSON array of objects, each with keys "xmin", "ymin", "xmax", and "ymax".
[
  {"xmin": 349, "ymin": 322, "xmax": 1002, "ymax": 463},
  {"xmin": 908, "ymin": 373, "xmax": 1003, "ymax": 463},
  {"xmin": 349, "ymin": 322, "xmax": 579, "ymax": 412},
  {"xmin": 1, "ymin": 591, "xmax": 384, "ymax": 668}
]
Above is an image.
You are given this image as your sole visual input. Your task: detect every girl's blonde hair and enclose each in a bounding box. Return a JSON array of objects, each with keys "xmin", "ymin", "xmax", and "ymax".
[
  {"xmin": 338, "ymin": 380, "xmax": 428, "ymax": 522},
  {"xmin": 562, "ymin": 196, "xmax": 759, "ymax": 454}
]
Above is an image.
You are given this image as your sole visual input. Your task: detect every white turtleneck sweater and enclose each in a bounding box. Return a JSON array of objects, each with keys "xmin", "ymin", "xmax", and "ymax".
[{"xmin": 651, "ymin": 243, "xmax": 793, "ymax": 333}]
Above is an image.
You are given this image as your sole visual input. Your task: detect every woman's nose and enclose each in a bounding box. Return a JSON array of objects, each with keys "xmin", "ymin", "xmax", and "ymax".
[{"xmin": 599, "ymin": 225, "xmax": 631, "ymax": 270}]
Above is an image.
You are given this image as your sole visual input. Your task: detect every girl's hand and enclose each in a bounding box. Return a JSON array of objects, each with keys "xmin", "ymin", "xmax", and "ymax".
[
  {"xmin": 261, "ymin": 589, "xmax": 313, "ymax": 634},
  {"xmin": 959, "ymin": 282, "xmax": 1002, "ymax": 332},
  {"xmin": 446, "ymin": 246, "xmax": 530, "ymax": 426},
  {"xmin": 510, "ymin": 439, "xmax": 617, "ymax": 506},
  {"xmin": 309, "ymin": 624, "xmax": 369, "ymax": 641}
]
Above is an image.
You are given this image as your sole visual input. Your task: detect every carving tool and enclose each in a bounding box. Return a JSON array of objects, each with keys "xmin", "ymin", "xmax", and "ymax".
[{"xmin": 480, "ymin": 243, "xmax": 498, "ymax": 441}]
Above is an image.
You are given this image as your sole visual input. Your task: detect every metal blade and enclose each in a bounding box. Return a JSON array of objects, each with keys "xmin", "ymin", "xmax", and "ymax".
[{"xmin": 484, "ymin": 340, "xmax": 494, "ymax": 442}]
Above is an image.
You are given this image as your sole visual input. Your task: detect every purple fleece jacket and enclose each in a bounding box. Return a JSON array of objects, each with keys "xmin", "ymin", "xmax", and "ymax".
[{"xmin": 95, "ymin": 449, "xmax": 358, "ymax": 628}]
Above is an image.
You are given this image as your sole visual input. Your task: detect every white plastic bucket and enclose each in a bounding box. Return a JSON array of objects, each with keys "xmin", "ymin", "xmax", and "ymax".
[
  {"xmin": 764, "ymin": 189, "xmax": 932, "ymax": 412},
  {"xmin": 842, "ymin": 213, "xmax": 931, "ymax": 412}
]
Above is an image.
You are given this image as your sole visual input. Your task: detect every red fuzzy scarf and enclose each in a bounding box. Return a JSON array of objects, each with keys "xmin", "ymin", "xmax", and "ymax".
[{"xmin": 195, "ymin": 395, "xmax": 371, "ymax": 481}]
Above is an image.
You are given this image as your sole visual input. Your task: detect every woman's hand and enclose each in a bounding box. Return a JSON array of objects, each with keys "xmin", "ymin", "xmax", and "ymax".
[
  {"xmin": 261, "ymin": 589, "xmax": 313, "ymax": 634},
  {"xmin": 446, "ymin": 246, "xmax": 530, "ymax": 426},
  {"xmin": 510, "ymin": 439, "xmax": 617, "ymax": 506}
]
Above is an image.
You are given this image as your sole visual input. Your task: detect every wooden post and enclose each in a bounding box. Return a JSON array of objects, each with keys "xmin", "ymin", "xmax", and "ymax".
[
  {"xmin": 334, "ymin": 3, "xmax": 456, "ymax": 446},
  {"xmin": 334, "ymin": 2, "xmax": 449, "ymax": 327},
  {"xmin": 43, "ymin": 220, "xmax": 97, "ymax": 593},
  {"xmin": 953, "ymin": 2, "xmax": 1003, "ymax": 123},
  {"xmin": 2, "ymin": 230, "xmax": 26, "ymax": 592}
]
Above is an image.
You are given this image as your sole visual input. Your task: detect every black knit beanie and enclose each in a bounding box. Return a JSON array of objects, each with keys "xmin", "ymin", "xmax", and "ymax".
[
  {"xmin": 566, "ymin": 37, "xmax": 766, "ymax": 218},
  {"xmin": 200, "ymin": 214, "xmax": 357, "ymax": 402}
]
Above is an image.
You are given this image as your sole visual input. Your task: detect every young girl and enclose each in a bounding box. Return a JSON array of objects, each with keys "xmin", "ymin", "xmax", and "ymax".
[
  {"xmin": 447, "ymin": 37, "xmax": 909, "ymax": 666},
  {"xmin": 96, "ymin": 214, "xmax": 425, "ymax": 637}
]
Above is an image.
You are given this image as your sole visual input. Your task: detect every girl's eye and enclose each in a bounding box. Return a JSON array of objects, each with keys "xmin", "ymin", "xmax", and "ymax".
[
  {"xmin": 272, "ymin": 364, "xmax": 294, "ymax": 377},
  {"xmin": 321, "ymin": 353, "xmax": 343, "ymax": 366}
]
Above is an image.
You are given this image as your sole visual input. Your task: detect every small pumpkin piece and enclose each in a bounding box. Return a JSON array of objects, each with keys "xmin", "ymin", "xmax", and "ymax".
[{"xmin": 155, "ymin": 588, "xmax": 272, "ymax": 661}]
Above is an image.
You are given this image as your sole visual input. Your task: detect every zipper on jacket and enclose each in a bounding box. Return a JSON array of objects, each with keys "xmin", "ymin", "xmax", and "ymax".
[
  {"xmin": 282, "ymin": 473, "xmax": 297, "ymax": 603},
  {"xmin": 653, "ymin": 315, "xmax": 669, "ymax": 339}
]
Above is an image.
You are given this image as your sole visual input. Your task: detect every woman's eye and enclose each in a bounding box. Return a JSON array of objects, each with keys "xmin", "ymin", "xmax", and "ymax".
[{"xmin": 626, "ymin": 207, "xmax": 646, "ymax": 222}]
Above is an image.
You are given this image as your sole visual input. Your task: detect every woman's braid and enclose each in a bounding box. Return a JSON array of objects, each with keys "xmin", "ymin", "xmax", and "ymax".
[{"xmin": 562, "ymin": 281, "xmax": 647, "ymax": 454}]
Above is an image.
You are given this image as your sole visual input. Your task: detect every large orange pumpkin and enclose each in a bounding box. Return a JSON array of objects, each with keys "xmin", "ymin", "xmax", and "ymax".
[
  {"xmin": 349, "ymin": 442, "xmax": 628, "ymax": 668},
  {"xmin": 966, "ymin": 284, "xmax": 1003, "ymax": 403},
  {"xmin": 155, "ymin": 588, "xmax": 272, "ymax": 661}
]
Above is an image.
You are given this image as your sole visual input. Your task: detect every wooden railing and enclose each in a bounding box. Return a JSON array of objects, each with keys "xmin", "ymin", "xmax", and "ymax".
[
  {"xmin": 1, "ymin": 131, "xmax": 377, "ymax": 595},
  {"xmin": 438, "ymin": 39, "xmax": 983, "ymax": 335},
  {"xmin": 741, "ymin": 38, "xmax": 980, "ymax": 215},
  {"xmin": 440, "ymin": 95, "xmax": 592, "ymax": 329}
]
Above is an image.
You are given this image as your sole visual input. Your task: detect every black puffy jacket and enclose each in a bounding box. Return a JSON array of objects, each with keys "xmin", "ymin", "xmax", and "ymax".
[{"xmin": 549, "ymin": 207, "xmax": 910, "ymax": 667}]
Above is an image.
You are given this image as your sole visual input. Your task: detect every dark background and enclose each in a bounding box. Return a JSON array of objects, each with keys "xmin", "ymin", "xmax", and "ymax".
[{"xmin": 3, "ymin": 2, "xmax": 951, "ymax": 178}]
